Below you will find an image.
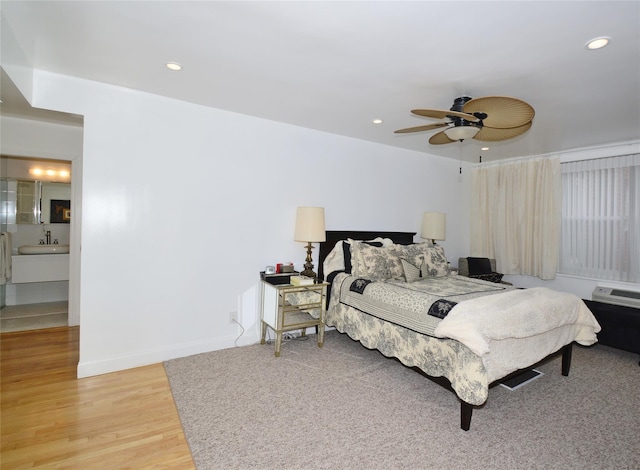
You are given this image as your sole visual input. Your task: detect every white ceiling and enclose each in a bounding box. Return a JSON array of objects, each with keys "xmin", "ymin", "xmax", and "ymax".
[{"xmin": 1, "ymin": 1, "xmax": 639, "ymax": 162}]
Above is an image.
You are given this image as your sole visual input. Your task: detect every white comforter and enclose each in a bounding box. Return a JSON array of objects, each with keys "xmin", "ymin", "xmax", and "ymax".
[
  {"xmin": 434, "ymin": 287, "xmax": 601, "ymax": 356},
  {"xmin": 433, "ymin": 287, "xmax": 601, "ymax": 380}
]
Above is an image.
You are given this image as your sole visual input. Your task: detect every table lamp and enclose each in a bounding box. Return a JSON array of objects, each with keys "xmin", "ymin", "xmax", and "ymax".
[
  {"xmin": 421, "ymin": 212, "xmax": 446, "ymax": 245},
  {"xmin": 294, "ymin": 207, "xmax": 326, "ymax": 279}
]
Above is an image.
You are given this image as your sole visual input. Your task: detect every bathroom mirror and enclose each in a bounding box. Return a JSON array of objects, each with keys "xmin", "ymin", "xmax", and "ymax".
[{"xmin": 1, "ymin": 178, "xmax": 71, "ymax": 224}]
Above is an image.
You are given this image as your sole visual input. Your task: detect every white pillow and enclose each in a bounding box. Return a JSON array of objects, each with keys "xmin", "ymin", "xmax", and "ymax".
[{"xmin": 322, "ymin": 241, "xmax": 346, "ymax": 278}]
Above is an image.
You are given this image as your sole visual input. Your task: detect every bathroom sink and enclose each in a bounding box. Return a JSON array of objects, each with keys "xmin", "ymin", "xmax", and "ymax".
[{"xmin": 18, "ymin": 245, "xmax": 70, "ymax": 255}]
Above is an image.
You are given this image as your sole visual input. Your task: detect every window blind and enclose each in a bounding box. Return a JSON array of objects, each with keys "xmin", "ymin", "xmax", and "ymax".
[{"xmin": 560, "ymin": 154, "xmax": 640, "ymax": 282}]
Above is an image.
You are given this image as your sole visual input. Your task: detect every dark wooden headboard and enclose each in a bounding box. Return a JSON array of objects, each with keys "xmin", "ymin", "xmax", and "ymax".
[{"xmin": 318, "ymin": 230, "xmax": 416, "ymax": 280}]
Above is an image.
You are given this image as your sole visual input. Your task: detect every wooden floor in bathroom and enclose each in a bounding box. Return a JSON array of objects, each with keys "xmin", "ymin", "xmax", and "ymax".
[{"xmin": 0, "ymin": 327, "xmax": 195, "ymax": 469}]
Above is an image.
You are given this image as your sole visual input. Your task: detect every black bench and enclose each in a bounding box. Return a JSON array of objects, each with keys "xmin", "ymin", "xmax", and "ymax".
[{"xmin": 583, "ymin": 299, "xmax": 640, "ymax": 365}]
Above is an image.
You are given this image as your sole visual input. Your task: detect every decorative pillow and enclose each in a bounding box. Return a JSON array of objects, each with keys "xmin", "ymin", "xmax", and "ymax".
[
  {"xmin": 350, "ymin": 241, "xmax": 404, "ymax": 280},
  {"xmin": 400, "ymin": 256, "xmax": 425, "ymax": 282},
  {"xmin": 343, "ymin": 239, "xmax": 383, "ymax": 273},
  {"xmin": 400, "ymin": 242, "xmax": 434, "ymax": 258},
  {"xmin": 323, "ymin": 238, "xmax": 390, "ymax": 276},
  {"xmin": 423, "ymin": 245, "xmax": 451, "ymax": 277},
  {"xmin": 469, "ymin": 272, "xmax": 504, "ymax": 283},
  {"xmin": 397, "ymin": 243, "xmax": 450, "ymax": 278}
]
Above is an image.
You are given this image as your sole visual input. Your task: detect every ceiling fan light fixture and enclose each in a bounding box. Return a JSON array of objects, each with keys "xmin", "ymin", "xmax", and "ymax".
[
  {"xmin": 396, "ymin": 95, "xmax": 534, "ymax": 145},
  {"xmin": 444, "ymin": 125, "xmax": 480, "ymax": 141}
]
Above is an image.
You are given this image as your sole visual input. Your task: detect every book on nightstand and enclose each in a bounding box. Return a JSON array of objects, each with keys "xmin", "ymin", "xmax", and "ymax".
[
  {"xmin": 261, "ymin": 271, "xmax": 299, "ymax": 285},
  {"xmin": 289, "ymin": 275, "xmax": 315, "ymax": 286}
]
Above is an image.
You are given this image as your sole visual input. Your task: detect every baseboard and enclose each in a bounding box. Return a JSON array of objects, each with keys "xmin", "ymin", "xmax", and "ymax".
[{"xmin": 77, "ymin": 330, "xmax": 258, "ymax": 378}]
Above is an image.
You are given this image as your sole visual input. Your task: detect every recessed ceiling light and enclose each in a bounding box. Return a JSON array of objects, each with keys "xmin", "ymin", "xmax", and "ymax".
[
  {"xmin": 166, "ymin": 62, "xmax": 182, "ymax": 71},
  {"xmin": 372, "ymin": 119, "xmax": 383, "ymax": 124},
  {"xmin": 481, "ymin": 147, "xmax": 489, "ymax": 151},
  {"xmin": 586, "ymin": 37, "xmax": 610, "ymax": 50}
]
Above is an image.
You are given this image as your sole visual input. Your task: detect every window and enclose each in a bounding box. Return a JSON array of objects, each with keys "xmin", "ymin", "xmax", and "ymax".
[{"xmin": 560, "ymin": 154, "xmax": 640, "ymax": 282}]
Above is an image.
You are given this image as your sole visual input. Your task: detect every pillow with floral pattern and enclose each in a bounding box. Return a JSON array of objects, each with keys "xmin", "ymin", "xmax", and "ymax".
[
  {"xmin": 397, "ymin": 243, "xmax": 450, "ymax": 278},
  {"xmin": 350, "ymin": 241, "xmax": 404, "ymax": 280},
  {"xmin": 422, "ymin": 245, "xmax": 451, "ymax": 277}
]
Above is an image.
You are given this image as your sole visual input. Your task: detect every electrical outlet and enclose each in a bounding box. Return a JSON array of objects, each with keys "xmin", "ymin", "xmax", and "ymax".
[{"xmin": 229, "ymin": 311, "xmax": 238, "ymax": 324}]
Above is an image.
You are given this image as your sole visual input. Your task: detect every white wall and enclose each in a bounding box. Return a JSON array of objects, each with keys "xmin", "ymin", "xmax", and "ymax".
[
  {"xmin": 0, "ymin": 116, "xmax": 83, "ymax": 159},
  {"xmin": 27, "ymin": 70, "xmax": 472, "ymax": 377}
]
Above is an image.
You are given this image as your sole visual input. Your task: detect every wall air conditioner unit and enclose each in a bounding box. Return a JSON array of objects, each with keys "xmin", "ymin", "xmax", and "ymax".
[{"xmin": 592, "ymin": 287, "xmax": 640, "ymax": 309}]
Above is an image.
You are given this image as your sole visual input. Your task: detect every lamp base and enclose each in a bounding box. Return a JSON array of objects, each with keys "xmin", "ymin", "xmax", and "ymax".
[
  {"xmin": 301, "ymin": 242, "xmax": 317, "ymax": 280},
  {"xmin": 300, "ymin": 268, "xmax": 317, "ymax": 279}
]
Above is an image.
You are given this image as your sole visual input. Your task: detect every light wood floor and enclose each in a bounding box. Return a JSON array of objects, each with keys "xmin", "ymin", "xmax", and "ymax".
[{"xmin": 1, "ymin": 327, "xmax": 195, "ymax": 469}]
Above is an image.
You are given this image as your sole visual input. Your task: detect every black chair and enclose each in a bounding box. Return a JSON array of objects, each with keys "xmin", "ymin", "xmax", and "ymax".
[{"xmin": 457, "ymin": 257, "xmax": 511, "ymax": 285}]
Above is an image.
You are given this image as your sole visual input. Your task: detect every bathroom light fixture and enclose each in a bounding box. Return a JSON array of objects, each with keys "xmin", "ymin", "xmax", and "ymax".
[
  {"xmin": 444, "ymin": 126, "xmax": 480, "ymax": 141},
  {"xmin": 421, "ymin": 212, "xmax": 446, "ymax": 245},
  {"xmin": 294, "ymin": 207, "xmax": 326, "ymax": 280},
  {"xmin": 372, "ymin": 119, "xmax": 383, "ymax": 124},
  {"xmin": 586, "ymin": 37, "xmax": 610, "ymax": 50},
  {"xmin": 166, "ymin": 62, "xmax": 182, "ymax": 71},
  {"xmin": 29, "ymin": 167, "xmax": 71, "ymax": 181}
]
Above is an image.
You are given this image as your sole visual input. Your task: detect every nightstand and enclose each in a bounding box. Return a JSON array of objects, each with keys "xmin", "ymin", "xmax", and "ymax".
[{"xmin": 260, "ymin": 278, "xmax": 328, "ymax": 357}]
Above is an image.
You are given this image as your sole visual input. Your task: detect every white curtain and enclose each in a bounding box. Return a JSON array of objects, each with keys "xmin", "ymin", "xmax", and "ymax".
[
  {"xmin": 560, "ymin": 154, "xmax": 640, "ymax": 282},
  {"xmin": 471, "ymin": 157, "xmax": 561, "ymax": 280}
]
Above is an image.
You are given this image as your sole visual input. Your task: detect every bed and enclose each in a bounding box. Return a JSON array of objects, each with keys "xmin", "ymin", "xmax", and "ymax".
[{"xmin": 319, "ymin": 231, "xmax": 601, "ymax": 431}]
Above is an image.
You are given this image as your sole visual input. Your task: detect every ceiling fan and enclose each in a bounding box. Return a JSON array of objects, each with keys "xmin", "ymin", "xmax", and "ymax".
[{"xmin": 394, "ymin": 96, "xmax": 535, "ymax": 145}]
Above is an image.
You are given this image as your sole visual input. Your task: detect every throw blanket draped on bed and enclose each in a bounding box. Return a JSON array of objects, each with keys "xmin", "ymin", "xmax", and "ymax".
[{"xmin": 434, "ymin": 287, "xmax": 601, "ymax": 357}]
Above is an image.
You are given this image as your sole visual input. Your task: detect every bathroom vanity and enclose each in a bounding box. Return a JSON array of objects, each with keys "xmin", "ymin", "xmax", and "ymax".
[{"xmin": 11, "ymin": 254, "xmax": 70, "ymax": 283}]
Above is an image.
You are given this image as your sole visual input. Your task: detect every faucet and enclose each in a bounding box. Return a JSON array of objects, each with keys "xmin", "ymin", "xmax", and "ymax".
[{"xmin": 45, "ymin": 230, "xmax": 52, "ymax": 245}]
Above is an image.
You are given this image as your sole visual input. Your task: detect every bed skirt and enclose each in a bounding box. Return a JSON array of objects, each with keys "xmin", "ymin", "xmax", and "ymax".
[{"xmin": 326, "ymin": 298, "xmax": 491, "ymax": 406}]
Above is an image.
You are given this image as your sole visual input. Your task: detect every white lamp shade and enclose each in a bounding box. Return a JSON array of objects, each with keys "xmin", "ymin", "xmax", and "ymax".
[
  {"xmin": 421, "ymin": 212, "xmax": 446, "ymax": 241},
  {"xmin": 294, "ymin": 207, "xmax": 326, "ymax": 242}
]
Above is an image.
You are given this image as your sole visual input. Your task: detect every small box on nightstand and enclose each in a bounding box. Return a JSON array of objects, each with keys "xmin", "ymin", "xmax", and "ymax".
[{"xmin": 260, "ymin": 271, "xmax": 300, "ymax": 285}]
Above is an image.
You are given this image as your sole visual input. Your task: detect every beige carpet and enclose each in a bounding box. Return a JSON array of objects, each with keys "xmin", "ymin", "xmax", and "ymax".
[
  {"xmin": 165, "ymin": 330, "xmax": 639, "ymax": 470},
  {"xmin": 0, "ymin": 301, "xmax": 68, "ymax": 332}
]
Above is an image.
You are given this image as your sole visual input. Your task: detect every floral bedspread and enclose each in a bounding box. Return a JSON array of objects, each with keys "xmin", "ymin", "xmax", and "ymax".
[
  {"xmin": 326, "ymin": 272, "xmax": 599, "ymax": 405},
  {"xmin": 337, "ymin": 273, "xmax": 509, "ymax": 336},
  {"xmin": 326, "ymin": 273, "xmax": 493, "ymax": 405}
]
